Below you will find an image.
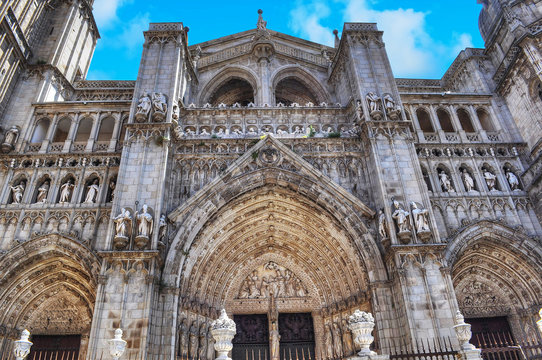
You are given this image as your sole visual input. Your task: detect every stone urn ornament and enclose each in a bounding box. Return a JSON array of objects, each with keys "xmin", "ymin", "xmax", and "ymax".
[
  {"xmin": 537, "ymin": 308, "xmax": 542, "ymax": 335},
  {"xmin": 109, "ymin": 328, "xmax": 127, "ymax": 360},
  {"xmin": 348, "ymin": 310, "xmax": 376, "ymax": 356},
  {"xmin": 13, "ymin": 329, "xmax": 33, "ymax": 360},
  {"xmin": 453, "ymin": 311, "xmax": 475, "ymax": 350},
  {"xmin": 211, "ymin": 309, "xmax": 237, "ymax": 360}
]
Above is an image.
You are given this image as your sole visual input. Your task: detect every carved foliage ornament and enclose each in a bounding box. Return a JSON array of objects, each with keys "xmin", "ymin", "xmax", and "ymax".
[{"xmin": 237, "ymin": 261, "xmax": 308, "ymax": 299}]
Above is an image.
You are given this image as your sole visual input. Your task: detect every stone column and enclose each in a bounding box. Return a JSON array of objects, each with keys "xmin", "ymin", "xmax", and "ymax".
[{"xmin": 63, "ymin": 112, "xmax": 80, "ymax": 152}]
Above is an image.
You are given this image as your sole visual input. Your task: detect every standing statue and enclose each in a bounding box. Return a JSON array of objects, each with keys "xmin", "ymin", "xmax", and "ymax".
[
  {"xmin": 198, "ymin": 323, "xmax": 208, "ymax": 360},
  {"xmin": 109, "ymin": 180, "xmax": 116, "ymax": 201},
  {"xmin": 341, "ymin": 319, "xmax": 354, "ymax": 357},
  {"xmin": 439, "ymin": 171, "xmax": 454, "ymax": 192},
  {"xmin": 179, "ymin": 318, "xmax": 189, "ymax": 357},
  {"xmin": 411, "ymin": 202, "xmax": 430, "ymax": 235},
  {"xmin": 136, "ymin": 204, "xmax": 153, "ymax": 238},
  {"xmin": 10, "ymin": 181, "xmax": 25, "ymax": 204},
  {"xmin": 461, "ymin": 169, "xmax": 475, "ymax": 192},
  {"xmin": 59, "ymin": 179, "xmax": 75, "ymax": 203},
  {"xmin": 269, "ymin": 322, "xmax": 280, "ymax": 360},
  {"xmin": 332, "ymin": 322, "xmax": 343, "ymax": 359},
  {"xmin": 377, "ymin": 209, "xmax": 389, "ymax": 239},
  {"xmin": 2, "ymin": 126, "xmax": 19, "ymax": 152},
  {"xmin": 84, "ymin": 179, "xmax": 99, "ymax": 203},
  {"xmin": 483, "ymin": 170, "xmax": 497, "ymax": 191},
  {"xmin": 383, "ymin": 94, "xmax": 401, "ymax": 119},
  {"xmin": 36, "ymin": 180, "xmax": 50, "ymax": 203},
  {"xmin": 366, "ymin": 92, "xmax": 380, "ymax": 113},
  {"xmin": 113, "ymin": 208, "xmax": 132, "ymax": 238},
  {"xmin": 206, "ymin": 325, "xmax": 215, "ymax": 360},
  {"xmin": 391, "ymin": 199, "xmax": 410, "ymax": 233},
  {"xmin": 189, "ymin": 322, "xmax": 199, "ymax": 359},
  {"xmin": 248, "ymin": 270, "xmax": 261, "ymax": 298},
  {"xmin": 506, "ymin": 170, "xmax": 520, "ymax": 190},
  {"xmin": 324, "ymin": 324, "xmax": 334, "ymax": 360},
  {"xmin": 159, "ymin": 214, "xmax": 167, "ymax": 241}
]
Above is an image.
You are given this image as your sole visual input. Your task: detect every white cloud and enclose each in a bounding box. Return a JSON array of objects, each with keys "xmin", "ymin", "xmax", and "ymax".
[
  {"xmin": 113, "ymin": 12, "xmax": 150, "ymax": 56},
  {"xmin": 93, "ymin": 0, "xmax": 130, "ymax": 29},
  {"xmin": 288, "ymin": 0, "xmax": 475, "ymax": 78},
  {"xmin": 289, "ymin": 1, "xmax": 334, "ymax": 46}
]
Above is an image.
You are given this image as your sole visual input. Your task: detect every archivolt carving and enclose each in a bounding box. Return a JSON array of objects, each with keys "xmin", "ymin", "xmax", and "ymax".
[{"xmin": 237, "ymin": 261, "xmax": 308, "ymax": 299}]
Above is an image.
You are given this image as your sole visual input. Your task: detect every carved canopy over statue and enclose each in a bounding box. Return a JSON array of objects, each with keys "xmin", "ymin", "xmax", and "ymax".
[{"xmin": 237, "ymin": 261, "xmax": 308, "ymax": 299}]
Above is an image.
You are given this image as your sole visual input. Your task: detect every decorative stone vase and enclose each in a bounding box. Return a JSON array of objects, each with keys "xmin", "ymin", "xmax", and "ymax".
[
  {"xmin": 13, "ymin": 329, "xmax": 33, "ymax": 360},
  {"xmin": 453, "ymin": 311, "xmax": 475, "ymax": 350},
  {"xmin": 537, "ymin": 308, "xmax": 542, "ymax": 335},
  {"xmin": 109, "ymin": 328, "xmax": 127, "ymax": 360},
  {"xmin": 348, "ymin": 310, "xmax": 376, "ymax": 356},
  {"xmin": 211, "ymin": 309, "xmax": 237, "ymax": 360}
]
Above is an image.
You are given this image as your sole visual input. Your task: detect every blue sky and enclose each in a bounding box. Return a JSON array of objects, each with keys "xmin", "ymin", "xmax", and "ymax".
[{"xmin": 87, "ymin": 0, "xmax": 485, "ymax": 80}]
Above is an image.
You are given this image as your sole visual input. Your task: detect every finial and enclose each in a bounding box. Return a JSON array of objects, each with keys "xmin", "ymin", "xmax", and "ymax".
[
  {"xmin": 333, "ymin": 29, "xmax": 340, "ymax": 48},
  {"xmin": 258, "ymin": 9, "xmax": 263, "ymax": 15}
]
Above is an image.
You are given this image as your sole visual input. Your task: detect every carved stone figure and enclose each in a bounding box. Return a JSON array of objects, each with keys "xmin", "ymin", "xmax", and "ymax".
[
  {"xmin": 59, "ymin": 179, "xmax": 75, "ymax": 203},
  {"xmin": 356, "ymin": 99, "xmax": 363, "ymax": 120},
  {"xmin": 179, "ymin": 318, "xmax": 189, "ymax": 357},
  {"xmin": 172, "ymin": 101, "xmax": 180, "ymax": 121},
  {"xmin": 391, "ymin": 199, "xmax": 410, "ymax": 233},
  {"xmin": 200, "ymin": 128, "xmax": 210, "ymax": 136},
  {"xmin": 324, "ymin": 324, "xmax": 334, "ymax": 360},
  {"xmin": 439, "ymin": 171, "xmax": 454, "ymax": 192},
  {"xmin": 108, "ymin": 180, "xmax": 116, "ymax": 202},
  {"xmin": 377, "ymin": 209, "xmax": 389, "ymax": 239},
  {"xmin": 136, "ymin": 93, "xmax": 151, "ymax": 121},
  {"xmin": 332, "ymin": 322, "xmax": 343, "ymax": 358},
  {"xmin": 292, "ymin": 126, "xmax": 304, "ymax": 135},
  {"xmin": 269, "ymin": 322, "xmax": 280, "ymax": 360},
  {"xmin": 113, "ymin": 208, "xmax": 131, "ymax": 238},
  {"xmin": 159, "ymin": 214, "xmax": 167, "ymax": 241},
  {"xmin": 2, "ymin": 126, "xmax": 19, "ymax": 152},
  {"xmin": 174, "ymin": 126, "xmax": 185, "ymax": 139},
  {"xmin": 198, "ymin": 323, "xmax": 208, "ymax": 360},
  {"xmin": 36, "ymin": 180, "xmax": 50, "ymax": 203},
  {"xmin": 461, "ymin": 169, "xmax": 475, "ymax": 192},
  {"xmin": 189, "ymin": 322, "xmax": 199, "ymax": 359},
  {"xmin": 506, "ymin": 170, "xmax": 520, "ymax": 190},
  {"xmin": 152, "ymin": 92, "xmax": 167, "ymax": 114},
  {"xmin": 366, "ymin": 92, "xmax": 382, "ymax": 119},
  {"xmin": 238, "ymin": 262, "xmax": 307, "ymax": 299},
  {"xmin": 135, "ymin": 204, "xmax": 153, "ymax": 248},
  {"xmin": 341, "ymin": 319, "xmax": 354, "ymax": 357},
  {"xmin": 206, "ymin": 325, "xmax": 215, "ymax": 360},
  {"xmin": 257, "ymin": 9, "xmax": 267, "ymax": 30},
  {"xmin": 483, "ymin": 170, "xmax": 497, "ymax": 191},
  {"xmin": 84, "ymin": 179, "xmax": 99, "ymax": 203},
  {"xmin": 383, "ymin": 94, "xmax": 401, "ymax": 120},
  {"xmin": 411, "ymin": 202, "xmax": 431, "ymax": 242},
  {"xmin": 10, "ymin": 181, "xmax": 25, "ymax": 204}
]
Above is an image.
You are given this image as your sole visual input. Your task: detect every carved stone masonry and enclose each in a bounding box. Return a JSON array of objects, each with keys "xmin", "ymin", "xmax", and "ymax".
[{"xmin": 237, "ymin": 261, "xmax": 308, "ymax": 299}]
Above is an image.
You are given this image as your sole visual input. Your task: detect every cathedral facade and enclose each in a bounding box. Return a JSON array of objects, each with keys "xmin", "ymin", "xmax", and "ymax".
[{"xmin": 0, "ymin": 0, "xmax": 541, "ymax": 359}]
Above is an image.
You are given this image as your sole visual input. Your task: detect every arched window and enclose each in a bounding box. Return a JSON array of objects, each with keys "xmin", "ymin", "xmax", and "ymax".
[
  {"xmin": 208, "ymin": 78, "xmax": 254, "ymax": 106},
  {"xmin": 476, "ymin": 108, "xmax": 495, "ymax": 131},
  {"xmin": 96, "ymin": 117, "xmax": 115, "ymax": 141},
  {"xmin": 31, "ymin": 118, "xmax": 50, "ymax": 143},
  {"xmin": 75, "ymin": 118, "xmax": 93, "ymax": 142},
  {"xmin": 416, "ymin": 108, "xmax": 434, "ymax": 132},
  {"xmin": 457, "ymin": 108, "xmax": 475, "ymax": 133},
  {"xmin": 52, "ymin": 118, "xmax": 71, "ymax": 142},
  {"xmin": 437, "ymin": 108, "xmax": 454, "ymax": 132},
  {"xmin": 274, "ymin": 77, "xmax": 318, "ymax": 106}
]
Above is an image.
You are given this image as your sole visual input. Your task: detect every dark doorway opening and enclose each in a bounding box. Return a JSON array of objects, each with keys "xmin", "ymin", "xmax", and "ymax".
[
  {"xmin": 28, "ymin": 334, "xmax": 81, "ymax": 360},
  {"xmin": 233, "ymin": 314, "xmax": 269, "ymax": 360},
  {"xmin": 278, "ymin": 313, "xmax": 315, "ymax": 360}
]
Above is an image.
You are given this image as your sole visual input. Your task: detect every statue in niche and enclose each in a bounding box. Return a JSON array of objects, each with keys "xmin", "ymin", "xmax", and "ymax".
[
  {"xmin": 483, "ymin": 169, "xmax": 497, "ymax": 191},
  {"xmin": 2, "ymin": 126, "xmax": 19, "ymax": 152},
  {"xmin": 198, "ymin": 323, "xmax": 207, "ymax": 360},
  {"xmin": 411, "ymin": 202, "xmax": 431, "ymax": 242},
  {"xmin": 461, "ymin": 169, "xmax": 475, "ymax": 192},
  {"xmin": 341, "ymin": 319, "xmax": 354, "ymax": 356},
  {"xmin": 505, "ymin": 169, "xmax": 520, "ymax": 190},
  {"xmin": 324, "ymin": 324, "xmax": 334, "ymax": 360},
  {"xmin": 136, "ymin": 93, "xmax": 151, "ymax": 121},
  {"xmin": 36, "ymin": 180, "xmax": 50, "ymax": 203},
  {"xmin": 172, "ymin": 101, "xmax": 180, "ymax": 121},
  {"xmin": 179, "ymin": 318, "xmax": 189, "ymax": 357},
  {"xmin": 159, "ymin": 214, "xmax": 167, "ymax": 242},
  {"xmin": 188, "ymin": 322, "xmax": 198, "ymax": 359},
  {"xmin": 332, "ymin": 322, "xmax": 343, "ymax": 358},
  {"xmin": 383, "ymin": 94, "xmax": 401, "ymax": 120},
  {"xmin": 377, "ymin": 209, "xmax": 389, "ymax": 239},
  {"xmin": 152, "ymin": 92, "xmax": 167, "ymax": 114},
  {"xmin": 10, "ymin": 181, "xmax": 25, "ymax": 204},
  {"xmin": 356, "ymin": 100, "xmax": 363, "ymax": 120},
  {"xmin": 206, "ymin": 325, "xmax": 215, "ymax": 360},
  {"xmin": 108, "ymin": 180, "xmax": 116, "ymax": 201},
  {"xmin": 84, "ymin": 179, "xmax": 99, "ymax": 203},
  {"xmin": 392, "ymin": 199, "xmax": 411, "ymax": 243},
  {"xmin": 269, "ymin": 321, "xmax": 280, "ymax": 360},
  {"xmin": 59, "ymin": 179, "xmax": 74, "ymax": 203},
  {"xmin": 439, "ymin": 171, "xmax": 454, "ymax": 192}
]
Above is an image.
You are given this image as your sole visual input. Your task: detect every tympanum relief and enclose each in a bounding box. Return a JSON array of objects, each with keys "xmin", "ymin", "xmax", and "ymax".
[{"xmin": 237, "ymin": 262, "xmax": 308, "ymax": 299}]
